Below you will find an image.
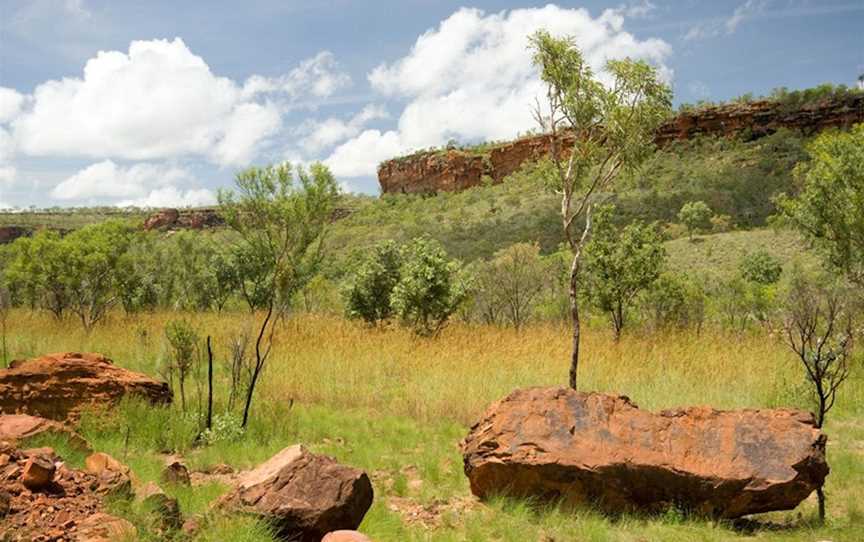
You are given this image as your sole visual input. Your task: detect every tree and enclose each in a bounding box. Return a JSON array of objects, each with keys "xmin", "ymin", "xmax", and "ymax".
[
  {"xmin": 4, "ymin": 230, "xmax": 70, "ymax": 319},
  {"xmin": 530, "ymin": 30, "xmax": 672, "ymax": 388},
  {"xmin": 344, "ymin": 240, "xmax": 402, "ymax": 325},
  {"xmin": 391, "ymin": 238, "xmax": 468, "ymax": 336},
  {"xmin": 781, "ymin": 272, "xmax": 855, "ymax": 523},
  {"xmin": 583, "ymin": 206, "xmax": 666, "ymax": 340},
  {"xmin": 63, "ymin": 221, "xmax": 134, "ymax": 329},
  {"xmin": 678, "ymin": 201, "xmax": 712, "ymax": 240},
  {"xmin": 219, "ymin": 162, "xmax": 338, "ymax": 428},
  {"xmin": 740, "ymin": 250, "xmax": 783, "ymax": 285},
  {"xmin": 472, "ymin": 242, "xmax": 549, "ymax": 329},
  {"xmin": 777, "ymin": 124, "xmax": 864, "ymax": 286},
  {"xmin": 164, "ymin": 319, "xmax": 199, "ymax": 413}
]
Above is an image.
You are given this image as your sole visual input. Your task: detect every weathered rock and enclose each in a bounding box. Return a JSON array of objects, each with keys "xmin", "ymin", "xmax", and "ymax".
[
  {"xmin": 142, "ymin": 208, "xmax": 180, "ymax": 230},
  {"xmin": 181, "ymin": 514, "xmax": 203, "ymax": 536},
  {"xmin": 0, "ymin": 352, "xmax": 172, "ymax": 421},
  {"xmin": 0, "ymin": 489, "xmax": 10, "ymax": 518},
  {"xmin": 21, "ymin": 454, "xmax": 55, "ymax": 490},
  {"xmin": 161, "ymin": 459, "xmax": 191, "ymax": 486},
  {"xmin": 0, "ymin": 226, "xmax": 32, "ymax": 245},
  {"xmin": 322, "ymin": 531, "xmax": 373, "ymax": 542},
  {"xmin": 85, "ymin": 452, "xmax": 134, "ymax": 497},
  {"xmin": 75, "ymin": 512, "xmax": 138, "ymax": 541},
  {"xmin": 379, "ymin": 94, "xmax": 864, "ymax": 195},
  {"xmin": 461, "ymin": 387, "xmax": 828, "ymax": 518},
  {"xmin": 220, "ymin": 445, "xmax": 374, "ymax": 542},
  {"xmin": 136, "ymin": 481, "xmax": 183, "ymax": 532},
  {"xmin": 0, "ymin": 413, "xmax": 90, "ymax": 450}
]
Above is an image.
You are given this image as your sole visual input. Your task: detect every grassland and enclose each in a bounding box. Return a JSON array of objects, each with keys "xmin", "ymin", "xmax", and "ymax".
[{"xmin": 10, "ymin": 310, "xmax": 864, "ymax": 541}]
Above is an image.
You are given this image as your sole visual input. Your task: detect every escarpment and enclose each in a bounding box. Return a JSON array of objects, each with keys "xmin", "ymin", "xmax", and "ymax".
[{"xmin": 379, "ymin": 94, "xmax": 864, "ymax": 194}]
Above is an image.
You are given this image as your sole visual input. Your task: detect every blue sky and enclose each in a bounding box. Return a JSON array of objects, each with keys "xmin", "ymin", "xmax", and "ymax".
[{"xmin": 0, "ymin": 0, "xmax": 861, "ymax": 208}]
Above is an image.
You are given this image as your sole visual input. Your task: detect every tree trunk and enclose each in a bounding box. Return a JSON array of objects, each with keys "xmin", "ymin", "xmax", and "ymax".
[
  {"xmin": 568, "ymin": 255, "xmax": 581, "ymax": 390},
  {"xmin": 206, "ymin": 336, "xmax": 213, "ymax": 431},
  {"xmin": 817, "ymin": 486, "xmax": 826, "ymax": 524}
]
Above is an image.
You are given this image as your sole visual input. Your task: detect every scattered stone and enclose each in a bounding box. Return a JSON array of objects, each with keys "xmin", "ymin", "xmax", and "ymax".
[
  {"xmin": 75, "ymin": 512, "xmax": 138, "ymax": 542},
  {"xmin": 220, "ymin": 445, "xmax": 374, "ymax": 542},
  {"xmin": 21, "ymin": 454, "xmax": 56, "ymax": 491},
  {"xmin": 85, "ymin": 452, "xmax": 133, "ymax": 497},
  {"xmin": 181, "ymin": 514, "xmax": 203, "ymax": 536},
  {"xmin": 0, "ymin": 489, "xmax": 10, "ymax": 518},
  {"xmin": 137, "ymin": 481, "xmax": 183, "ymax": 532},
  {"xmin": 0, "ymin": 352, "xmax": 172, "ymax": 421},
  {"xmin": 161, "ymin": 458, "xmax": 191, "ymax": 486},
  {"xmin": 461, "ymin": 387, "xmax": 829, "ymax": 519},
  {"xmin": 0, "ymin": 414, "xmax": 91, "ymax": 450},
  {"xmin": 322, "ymin": 531, "xmax": 373, "ymax": 542}
]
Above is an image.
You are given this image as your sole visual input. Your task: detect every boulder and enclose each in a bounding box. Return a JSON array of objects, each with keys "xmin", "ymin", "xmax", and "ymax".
[
  {"xmin": 161, "ymin": 458, "xmax": 191, "ymax": 486},
  {"xmin": 136, "ymin": 481, "xmax": 183, "ymax": 532},
  {"xmin": 21, "ymin": 454, "xmax": 55, "ymax": 490},
  {"xmin": 0, "ymin": 352, "xmax": 172, "ymax": 421},
  {"xmin": 220, "ymin": 445, "xmax": 374, "ymax": 542},
  {"xmin": 75, "ymin": 512, "xmax": 138, "ymax": 541},
  {"xmin": 85, "ymin": 452, "xmax": 134, "ymax": 497},
  {"xmin": 461, "ymin": 387, "xmax": 828, "ymax": 518},
  {"xmin": 0, "ymin": 413, "xmax": 90, "ymax": 450}
]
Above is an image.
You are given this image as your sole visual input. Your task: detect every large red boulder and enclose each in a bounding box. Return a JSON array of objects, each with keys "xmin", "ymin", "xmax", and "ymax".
[
  {"xmin": 0, "ymin": 352, "xmax": 172, "ymax": 421},
  {"xmin": 461, "ymin": 387, "xmax": 828, "ymax": 518},
  {"xmin": 220, "ymin": 445, "xmax": 373, "ymax": 542}
]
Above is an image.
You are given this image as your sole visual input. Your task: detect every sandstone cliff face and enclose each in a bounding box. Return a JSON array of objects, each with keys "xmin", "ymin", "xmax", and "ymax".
[{"xmin": 379, "ymin": 95, "xmax": 864, "ymax": 194}]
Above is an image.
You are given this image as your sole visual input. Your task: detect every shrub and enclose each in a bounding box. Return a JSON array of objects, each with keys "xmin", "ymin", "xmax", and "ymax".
[
  {"xmin": 740, "ymin": 250, "xmax": 783, "ymax": 285},
  {"xmin": 470, "ymin": 242, "xmax": 549, "ymax": 329},
  {"xmin": 643, "ymin": 273, "xmax": 706, "ymax": 332},
  {"xmin": 391, "ymin": 238, "xmax": 468, "ymax": 336},
  {"xmin": 343, "ymin": 241, "xmax": 402, "ymax": 325},
  {"xmin": 678, "ymin": 201, "xmax": 712, "ymax": 240}
]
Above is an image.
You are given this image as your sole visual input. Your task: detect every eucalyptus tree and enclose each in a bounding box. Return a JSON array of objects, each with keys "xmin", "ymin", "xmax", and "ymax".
[{"xmin": 529, "ymin": 30, "xmax": 672, "ymax": 389}]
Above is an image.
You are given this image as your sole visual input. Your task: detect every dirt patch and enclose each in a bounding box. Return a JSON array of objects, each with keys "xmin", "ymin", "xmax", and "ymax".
[{"xmin": 386, "ymin": 495, "xmax": 479, "ymax": 529}]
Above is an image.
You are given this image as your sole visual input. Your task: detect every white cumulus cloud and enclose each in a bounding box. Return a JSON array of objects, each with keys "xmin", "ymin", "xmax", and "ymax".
[
  {"xmin": 11, "ymin": 39, "xmax": 349, "ymax": 168},
  {"xmin": 298, "ymin": 104, "xmax": 388, "ymax": 154},
  {"xmin": 117, "ymin": 186, "xmax": 216, "ymax": 208},
  {"xmin": 51, "ymin": 159, "xmax": 195, "ymax": 201},
  {"xmin": 326, "ymin": 5, "xmax": 672, "ymax": 178},
  {"xmin": 0, "ymin": 88, "xmax": 25, "ymax": 124}
]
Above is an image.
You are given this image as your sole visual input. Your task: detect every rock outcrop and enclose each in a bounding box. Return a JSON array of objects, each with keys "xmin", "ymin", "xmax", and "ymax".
[
  {"xmin": 220, "ymin": 445, "xmax": 374, "ymax": 542},
  {"xmin": 142, "ymin": 207, "xmax": 224, "ymax": 231},
  {"xmin": 0, "ymin": 226, "xmax": 32, "ymax": 245},
  {"xmin": 0, "ymin": 352, "xmax": 172, "ymax": 421},
  {"xmin": 380, "ymin": 94, "xmax": 864, "ymax": 194},
  {"xmin": 0, "ymin": 414, "xmax": 90, "ymax": 450},
  {"xmin": 461, "ymin": 387, "xmax": 828, "ymax": 518}
]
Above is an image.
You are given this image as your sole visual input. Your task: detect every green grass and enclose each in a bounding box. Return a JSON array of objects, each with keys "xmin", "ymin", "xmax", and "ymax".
[{"xmin": 4, "ymin": 310, "xmax": 862, "ymax": 541}]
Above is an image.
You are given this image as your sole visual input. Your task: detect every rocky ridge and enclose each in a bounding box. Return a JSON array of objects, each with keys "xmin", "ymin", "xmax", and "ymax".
[{"xmin": 379, "ymin": 94, "xmax": 864, "ymax": 194}]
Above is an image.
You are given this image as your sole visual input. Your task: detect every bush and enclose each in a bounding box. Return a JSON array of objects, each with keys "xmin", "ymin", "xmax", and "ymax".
[
  {"xmin": 391, "ymin": 238, "xmax": 468, "ymax": 336},
  {"xmin": 740, "ymin": 250, "xmax": 783, "ymax": 285},
  {"xmin": 678, "ymin": 201, "xmax": 712, "ymax": 240},
  {"xmin": 643, "ymin": 273, "xmax": 706, "ymax": 332},
  {"xmin": 343, "ymin": 241, "xmax": 401, "ymax": 325}
]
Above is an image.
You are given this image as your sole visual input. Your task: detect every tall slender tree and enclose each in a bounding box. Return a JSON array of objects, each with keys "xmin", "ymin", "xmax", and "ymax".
[{"xmin": 529, "ymin": 30, "xmax": 672, "ymax": 389}]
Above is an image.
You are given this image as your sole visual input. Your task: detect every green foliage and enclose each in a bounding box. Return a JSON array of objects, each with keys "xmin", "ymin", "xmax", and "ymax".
[
  {"xmin": 469, "ymin": 242, "xmax": 551, "ymax": 328},
  {"xmin": 677, "ymin": 200, "xmax": 712, "ymax": 240},
  {"xmin": 643, "ymin": 273, "xmax": 706, "ymax": 331},
  {"xmin": 343, "ymin": 240, "xmax": 402, "ymax": 325},
  {"xmin": 777, "ymin": 123, "xmax": 864, "ymax": 285},
  {"xmin": 391, "ymin": 238, "xmax": 468, "ymax": 336},
  {"xmin": 740, "ymin": 250, "xmax": 783, "ymax": 285},
  {"xmin": 218, "ymin": 163, "xmax": 339, "ymax": 312},
  {"xmin": 164, "ymin": 319, "xmax": 199, "ymax": 412},
  {"xmin": 583, "ymin": 206, "xmax": 666, "ymax": 339}
]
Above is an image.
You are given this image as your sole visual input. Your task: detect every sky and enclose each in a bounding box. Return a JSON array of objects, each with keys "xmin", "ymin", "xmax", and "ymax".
[{"xmin": 0, "ymin": 0, "xmax": 861, "ymax": 208}]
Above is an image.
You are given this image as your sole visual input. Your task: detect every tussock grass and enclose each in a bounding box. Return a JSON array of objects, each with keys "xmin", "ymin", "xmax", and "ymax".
[{"xmin": 5, "ymin": 310, "xmax": 863, "ymax": 541}]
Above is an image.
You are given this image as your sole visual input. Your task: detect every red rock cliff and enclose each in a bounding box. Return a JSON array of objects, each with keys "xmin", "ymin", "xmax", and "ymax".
[{"xmin": 379, "ymin": 95, "xmax": 864, "ymax": 194}]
